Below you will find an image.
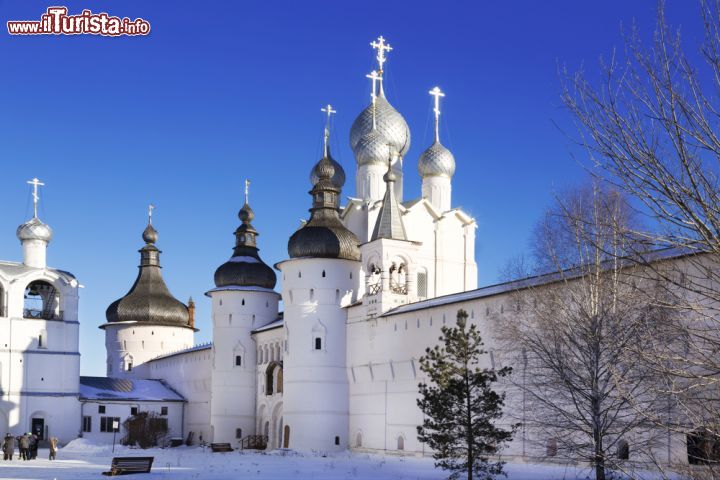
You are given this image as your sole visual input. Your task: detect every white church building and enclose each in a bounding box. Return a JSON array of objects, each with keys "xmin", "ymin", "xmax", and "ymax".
[{"xmin": 0, "ymin": 37, "xmax": 692, "ymax": 465}]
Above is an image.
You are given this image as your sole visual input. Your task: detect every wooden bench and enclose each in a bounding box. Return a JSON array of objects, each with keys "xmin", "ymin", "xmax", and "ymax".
[
  {"xmin": 102, "ymin": 456, "xmax": 154, "ymax": 476},
  {"xmin": 210, "ymin": 442, "xmax": 233, "ymax": 453}
]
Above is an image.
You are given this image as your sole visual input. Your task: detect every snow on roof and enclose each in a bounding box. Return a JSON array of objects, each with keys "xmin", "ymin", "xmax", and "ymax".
[
  {"xmin": 252, "ymin": 317, "xmax": 284, "ymax": 333},
  {"xmin": 79, "ymin": 376, "xmax": 185, "ymax": 402},
  {"xmin": 146, "ymin": 343, "xmax": 212, "ymax": 363}
]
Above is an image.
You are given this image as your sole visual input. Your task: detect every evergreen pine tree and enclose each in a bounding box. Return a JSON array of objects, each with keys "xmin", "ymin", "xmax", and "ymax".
[{"xmin": 417, "ymin": 309, "xmax": 516, "ymax": 480}]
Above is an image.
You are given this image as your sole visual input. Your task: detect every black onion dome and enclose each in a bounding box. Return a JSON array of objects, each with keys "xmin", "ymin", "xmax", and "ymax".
[
  {"xmin": 310, "ymin": 145, "xmax": 346, "ymax": 188},
  {"xmin": 105, "ymin": 222, "xmax": 190, "ymax": 328},
  {"xmin": 214, "ymin": 200, "xmax": 277, "ymax": 289},
  {"xmin": 288, "ymin": 156, "xmax": 360, "ymax": 261}
]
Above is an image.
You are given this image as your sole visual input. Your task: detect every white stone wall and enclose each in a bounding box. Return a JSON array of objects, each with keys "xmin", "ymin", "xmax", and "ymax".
[
  {"xmin": 254, "ymin": 326, "xmax": 285, "ymax": 449},
  {"xmin": 104, "ymin": 324, "xmax": 194, "ymax": 379},
  {"xmin": 143, "ymin": 347, "xmax": 212, "ymax": 445},
  {"xmin": 79, "ymin": 400, "xmax": 183, "ymax": 445}
]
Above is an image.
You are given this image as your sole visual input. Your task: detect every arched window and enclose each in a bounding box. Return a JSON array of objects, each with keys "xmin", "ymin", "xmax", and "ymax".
[
  {"xmin": 24, "ymin": 281, "xmax": 60, "ymax": 320},
  {"xmin": 417, "ymin": 269, "xmax": 428, "ymax": 299},
  {"xmin": 123, "ymin": 354, "xmax": 134, "ymax": 372},
  {"xmin": 312, "ymin": 320, "xmax": 326, "ymax": 352},
  {"xmin": 546, "ymin": 438, "xmax": 558, "ymax": 457},
  {"xmin": 617, "ymin": 439, "xmax": 629, "ymax": 460},
  {"xmin": 37, "ymin": 329, "xmax": 47, "ymax": 349},
  {"xmin": 397, "ymin": 436, "xmax": 404, "ymax": 451},
  {"xmin": 265, "ymin": 362, "xmax": 283, "ymax": 396}
]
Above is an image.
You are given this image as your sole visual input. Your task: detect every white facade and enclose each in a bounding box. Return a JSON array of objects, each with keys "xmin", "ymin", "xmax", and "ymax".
[
  {"xmin": 277, "ymin": 257, "xmax": 361, "ymax": 452},
  {"xmin": 0, "ymin": 233, "xmax": 81, "ymax": 444},
  {"xmin": 103, "ymin": 323, "xmax": 194, "ymax": 378},
  {"xmin": 208, "ymin": 287, "xmax": 279, "ymax": 444}
]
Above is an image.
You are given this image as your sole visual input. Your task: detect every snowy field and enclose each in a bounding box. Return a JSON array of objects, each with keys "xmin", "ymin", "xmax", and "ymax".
[{"xmin": 0, "ymin": 439, "xmax": 674, "ymax": 480}]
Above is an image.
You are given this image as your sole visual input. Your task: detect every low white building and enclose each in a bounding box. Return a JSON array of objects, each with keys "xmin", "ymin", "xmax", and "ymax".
[{"xmin": 79, "ymin": 376, "xmax": 185, "ymax": 444}]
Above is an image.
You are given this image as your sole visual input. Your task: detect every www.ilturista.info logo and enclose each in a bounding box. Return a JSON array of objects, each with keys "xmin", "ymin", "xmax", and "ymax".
[{"xmin": 7, "ymin": 7, "xmax": 150, "ymax": 36}]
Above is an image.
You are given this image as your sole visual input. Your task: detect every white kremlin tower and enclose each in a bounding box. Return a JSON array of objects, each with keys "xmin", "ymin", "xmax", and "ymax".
[{"xmin": 207, "ymin": 181, "xmax": 280, "ymax": 444}]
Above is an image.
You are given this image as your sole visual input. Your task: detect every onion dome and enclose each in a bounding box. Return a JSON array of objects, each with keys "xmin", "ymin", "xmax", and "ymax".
[
  {"xmin": 17, "ymin": 217, "xmax": 53, "ymax": 243},
  {"xmin": 350, "ymin": 92, "xmax": 411, "ymax": 160},
  {"xmin": 310, "ymin": 145, "xmax": 346, "ymax": 188},
  {"xmin": 356, "ymin": 128, "xmax": 390, "ymax": 167},
  {"xmin": 105, "ymin": 218, "xmax": 191, "ymax": 328},
  {"xmin": 288, "ymin": 155, "xmax": 360, "ymax": 261},
  {"xmin": 418, "ymin": 141, "xmax": 456, "ymax": 178},
  {"xmin": 214, "ymin": 194, "xmax": 277, "ymax": 289}
]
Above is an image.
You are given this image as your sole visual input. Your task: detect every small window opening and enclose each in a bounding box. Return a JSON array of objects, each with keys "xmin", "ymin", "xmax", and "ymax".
[
  {"xmin": 322, "ymin": 270, "xmax": 326, "ymax": 278},
  {"xmin": 335, "ymin": 436, "xmax": 340, "ymax": 445},
  {"xmin": 131, "ymin": 407, "xmax": 138, "ymax": 416},
  {"xmin": 315, "ymin": 337, "xmax": 322, "ymax": 350},
  {"xmin": 161, "ymin": 406, "xmax": 168, "ymax": 416},
  {"xmin": 235, "ymin": 355, "xmax": 242, "ymax": 366},
  {"xmin": 236, "ymin": 428, "xmax": 243, "ymax": 439},
  {"xmin": 547, "ymin": 438, "xmax": 558, "ymax": 457}
]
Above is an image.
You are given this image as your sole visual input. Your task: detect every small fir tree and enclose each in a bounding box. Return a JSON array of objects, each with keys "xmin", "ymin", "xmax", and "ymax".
[{"xmin": 417, "ymin": 309, "xmax": 516, "ymax": 480}]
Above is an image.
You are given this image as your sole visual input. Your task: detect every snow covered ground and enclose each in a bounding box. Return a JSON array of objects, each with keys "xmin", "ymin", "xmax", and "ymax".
[{"xmin": 0, "ymin": 439, "xmax": 675, "ymax": 480}]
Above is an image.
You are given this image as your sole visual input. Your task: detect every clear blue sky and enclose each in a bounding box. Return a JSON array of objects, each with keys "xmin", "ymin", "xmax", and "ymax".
[{"xmin": 0, "ymin": 1, "xmax": 702, "ymax": 375}]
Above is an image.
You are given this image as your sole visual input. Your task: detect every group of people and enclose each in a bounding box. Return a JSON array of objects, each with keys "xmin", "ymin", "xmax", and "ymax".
[{"xmin": 2, "ymin": 433, "xmax": 58, "ymax": 461}]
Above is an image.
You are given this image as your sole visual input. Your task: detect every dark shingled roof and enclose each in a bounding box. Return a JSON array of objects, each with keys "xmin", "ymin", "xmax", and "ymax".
[{"xmin": 104, "ymin": 221, "xmax": 190, "ymax": 329}]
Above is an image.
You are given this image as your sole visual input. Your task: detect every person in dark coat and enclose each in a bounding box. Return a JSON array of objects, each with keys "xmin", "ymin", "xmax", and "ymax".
[
  {"xmin": 18, "ymin": 434, "xmax": 29, "ymax": 461},
  {"xmin": 28, "ymin": 433, "xmax": 38, "ymax": 460},
  {"xmin": 2, "ymin": 434, "xmax": 14, "ymax": 460}
]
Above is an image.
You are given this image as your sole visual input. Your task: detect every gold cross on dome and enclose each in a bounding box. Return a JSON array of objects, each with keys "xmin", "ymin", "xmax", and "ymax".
[{"xmin": 244, "ymin": 179, "xmax": 250, "ymax": 204}]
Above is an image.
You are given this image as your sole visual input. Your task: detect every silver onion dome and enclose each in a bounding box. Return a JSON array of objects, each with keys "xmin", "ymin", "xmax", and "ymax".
[
  {"xmin": 17, "ymin": 217, "xmax": 53, "ymax": 243},
  {"xmin": 350, "ymin": 94, "xmax": 410, "ymax": 159},
  {"xmin": 418, "ymin": 141, "xmax": 456, "ymax": 178},
  {"xmin": 355, "ymin": 128, "xmax": 391, "ymax": 167},
  {"xmin": 310, "ymin": 146, "xmax": 346, "ymax": 188}
]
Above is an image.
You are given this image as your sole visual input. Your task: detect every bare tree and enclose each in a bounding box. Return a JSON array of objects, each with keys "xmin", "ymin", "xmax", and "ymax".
[
  {"xmin": 499, "ymin": 184, "xmax": 669, "ymax": 480},
  {"xmin": 562, "ymin": 0, "xmax": 720, "ymax": 469}
]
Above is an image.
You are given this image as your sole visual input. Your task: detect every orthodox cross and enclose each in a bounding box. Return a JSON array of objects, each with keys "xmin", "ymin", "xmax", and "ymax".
[
  {"xmin": 370, "ymin": 36, "xmax": 392, "ymax": 76},
  {"xmin": 429, "ymin": 86, "xmax": 445, "ymax": 143},
  {"xmin": 148, "ymin": 204, "xmax": 155, "ymax": 224},
  {"xmin": 366, "ymin": 70, "xmax": 382, "ymax": 129},
  {"xmin": 244, "ymin": 179, "xmax": 250, "ymax": 204},
  {"xmin": 27, "ymin": 177, "xmax": 45, "ymax": 219},
  {"xmin": 366, "ymin": 70, "xmax": 381, "ymax": 102},
  {"xmin": 321, "ymin": 104, "xmax": 336, "ymax": 157}
]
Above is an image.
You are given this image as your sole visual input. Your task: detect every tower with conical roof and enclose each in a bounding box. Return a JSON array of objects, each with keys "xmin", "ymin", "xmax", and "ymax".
[
  {"xmin": 277, "ymin": 113, "xmax": 361, "ymax": 451},
  {"xmin": 207, "ymin": 180, "xmax": 280, "ymax": 444},
  {"xmin": 101, "ymin": 207, "xmax": 195, "ymax": 378}
]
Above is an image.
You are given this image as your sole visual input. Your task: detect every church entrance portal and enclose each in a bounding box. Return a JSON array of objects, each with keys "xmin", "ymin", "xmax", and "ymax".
[
  {"xmin": 31, "ymin": 418, "xmax": 44, "ymax": 440},
  {"xmin": 283, "ymin": 425, "xmax": 290, "ymax": 448}
]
